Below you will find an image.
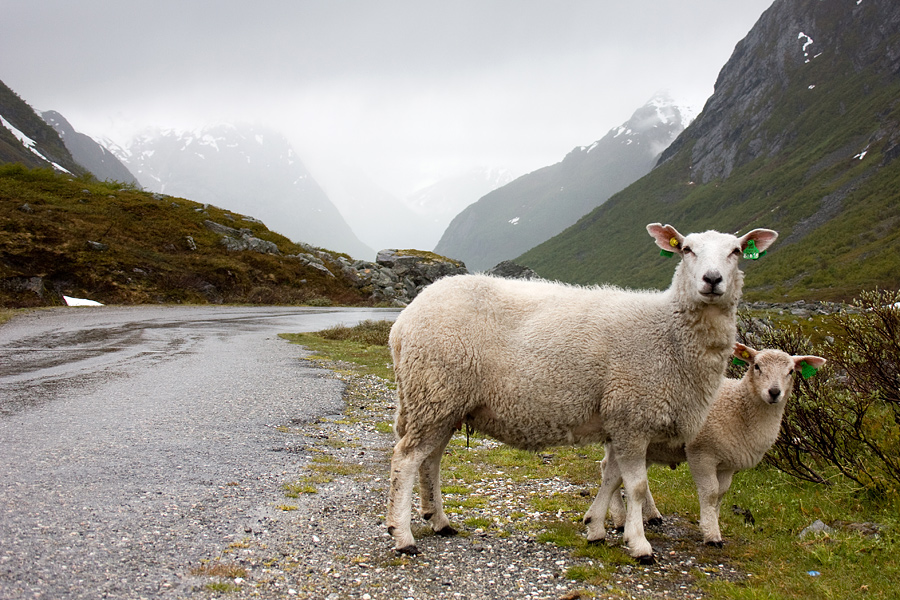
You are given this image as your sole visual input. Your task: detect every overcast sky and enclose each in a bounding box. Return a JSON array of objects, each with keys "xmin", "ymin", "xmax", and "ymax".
[{"xmin": 2, "ymin": 0, "xmax": 773, "ymax": 197}]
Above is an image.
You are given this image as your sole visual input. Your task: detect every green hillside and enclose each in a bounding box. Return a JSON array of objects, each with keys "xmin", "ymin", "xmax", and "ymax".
[
  {"xmin": 518, "ymin": 0, "xmax": 900, "ymax": 302},
  {"xmin": 0, "ymin": 165, "xmax": 369, "ymax": 308}
]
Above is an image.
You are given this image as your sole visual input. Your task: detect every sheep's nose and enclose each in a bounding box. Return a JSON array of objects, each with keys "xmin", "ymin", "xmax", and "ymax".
[
  {"xmin": 768, "ymin": 387, "xmax": 781, "ymax": 402},
  {"xmin": 703, "ymin": 271, "xmax": 723, "ymax": 288}
]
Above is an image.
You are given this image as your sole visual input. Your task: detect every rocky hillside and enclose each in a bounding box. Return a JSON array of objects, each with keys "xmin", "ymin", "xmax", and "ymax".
[
  {"xmin": 519, "ymin": 0, "xmax": 900, "ymax": 302},
  {"xmin": 0, "ymin": 166, "xmax": 464, "ymax": 308},
  {"xmin": 435, "ymin": 93, "xmax": 691, "ymax": 272}
]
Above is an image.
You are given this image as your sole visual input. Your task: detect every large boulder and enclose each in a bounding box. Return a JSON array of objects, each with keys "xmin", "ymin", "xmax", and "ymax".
[{"xmin": 340, "ymin": 249, "xmax": 467, "ymax": 306}]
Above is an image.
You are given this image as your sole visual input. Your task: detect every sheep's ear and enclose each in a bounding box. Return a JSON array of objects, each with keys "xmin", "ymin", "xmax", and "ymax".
[
  {"xmin": 740, "ymin": 229, "xmax": 779, "ymax": 253},
  {"xmin": 647, "ymin": 223, "xmax": 684, "ymax": 255},
  {"xmin": 732, "ymin": 343, "xmax": 756, "ymax": 366}
]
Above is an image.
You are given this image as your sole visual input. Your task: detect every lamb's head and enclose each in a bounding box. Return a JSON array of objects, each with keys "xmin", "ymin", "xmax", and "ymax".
[
  {"xmin": 733, "ymin": 343, "xmax": 827, "ymax": 405},
  {"xmin": 647, "ymin": 224, "xmax": 778, "ymax": 307}
]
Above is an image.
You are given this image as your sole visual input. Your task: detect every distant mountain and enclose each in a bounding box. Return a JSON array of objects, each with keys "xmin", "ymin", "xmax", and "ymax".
[
  {"xmin": 113, "ymin": 123, "xmax": 374, "ymax": 259},
  {"xmin": 434, "ymin": 93, "xmax": 692, "ymax": 271},
  {"xmin": 41, "ymin": 110, "xmax": 139, "ymax": 186},
  {"xmin": 518, "ymin": 0, "xmax": 900, "ymax": 302},
  {"xmin": 0, "ymin": 79, "xmax": 85, "ymax": 175},
  {"xmin": 313, "ymin": 164, "xmax": 514, "ymax": 252}
]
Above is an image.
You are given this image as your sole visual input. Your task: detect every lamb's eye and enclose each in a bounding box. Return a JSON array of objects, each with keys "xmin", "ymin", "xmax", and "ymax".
[{"xmin": 754, "ymin": 364, "xmax": 761, "ymax": 372}]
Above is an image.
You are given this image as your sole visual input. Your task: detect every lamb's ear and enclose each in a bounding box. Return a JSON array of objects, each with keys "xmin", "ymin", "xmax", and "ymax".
[
  {"xmin": 793, "ymin": 355, "xmax": 826, "ymax": 379},
  {"xmin": 740, "ymin": 229, "xmax": 779, "ymax": 253},
  {"xmin": 647, "ymin": 223, "xmax": 684, "ymax": 255},
  {"xmin": 732, "ymin": 343, "xmax": 757, "ymax": 366}
]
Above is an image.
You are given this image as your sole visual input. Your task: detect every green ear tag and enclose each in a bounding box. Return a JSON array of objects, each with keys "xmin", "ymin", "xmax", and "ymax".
[
  {"xmin": 743, "ymin": 239, "xmax": 760, "ymax": 260},
  {"xmin": 660, "ymin": 249, "xmax": 675, "ymax": 258},
  {"xmin": 732, "ymin": 357, "xmax": 748, "ymax": 367},
  {"xmin": 800, "ymin": 361, "xmax": 818, "ymax": 380}
]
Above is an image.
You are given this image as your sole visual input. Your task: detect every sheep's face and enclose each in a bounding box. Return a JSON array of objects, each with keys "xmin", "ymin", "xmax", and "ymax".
[
  {"xmin": 734, "ymin": 344, "xmax": 827, "ymax": 406},
  {"xmin": 646, "ymin": 224, "xmax": 779, "ymax": 307}
]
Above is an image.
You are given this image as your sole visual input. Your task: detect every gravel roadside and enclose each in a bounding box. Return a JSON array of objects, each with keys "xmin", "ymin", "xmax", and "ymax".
[{"xmin": 182, "ymin": 359, "xmax": 750, "ymax": 600}]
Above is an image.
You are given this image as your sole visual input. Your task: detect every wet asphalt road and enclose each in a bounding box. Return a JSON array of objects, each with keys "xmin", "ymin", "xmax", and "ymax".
[{"xmin": 0, "ymin": 305, "xmax": 398, "ymax": 599}]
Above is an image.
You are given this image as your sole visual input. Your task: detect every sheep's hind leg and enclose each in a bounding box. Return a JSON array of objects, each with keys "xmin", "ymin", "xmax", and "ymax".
[
  {"xmin": 418, "ymin": 427, "xmax": 457, "ymax": 537},
  {"xmin": 583, "ymin": 447, "xmax": 621, "ymax": 542},
  {"xmin": 387, "ymin": 430, "xmax": 447, "ymax": 555}
]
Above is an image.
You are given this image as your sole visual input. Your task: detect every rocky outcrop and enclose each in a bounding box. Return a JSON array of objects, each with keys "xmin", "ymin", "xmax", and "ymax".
[
  {"xmin": 486, "ymin": 260, "xmax": 538, "ymax": 280},
  {"xmin": 204, "ymin": 220, "xmax": 280, "ymax": 255},
  {"xmin": 339, "ymin": 249, "xmax": 467, "ymax": 307}
]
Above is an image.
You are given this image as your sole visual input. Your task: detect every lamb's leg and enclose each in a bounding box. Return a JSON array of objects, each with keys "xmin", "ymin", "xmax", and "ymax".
[
  {"xmin": 584, "ymin": 447, "xmax": 622, "ymax": 541},
  {"xmin": 614, "ymin": 448, "xmax": 654, "ymax": 562},
  {"xmin": 386, "ymin": 430, "xmax": 448, "ymax": 554},
  {"xmin": 706, "ymin": 469, "xmax": 735, "ymax": 546},
  {"xmin": 688, "ymin": 455, "xmax": 724, "ymax": 547},
  {"xmin": 418, "ymin": 428, "xmax": 457, "ymax": 536}
]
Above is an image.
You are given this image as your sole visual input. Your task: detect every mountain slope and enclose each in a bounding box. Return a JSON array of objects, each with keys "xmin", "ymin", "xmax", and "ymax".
[
  {"xmin": 0, "ymin": 165, "xmax": 369, "ymax": 308},
  {"xmin": 41, "ymin": 110, "xmax": 139, "ymax": 185},
  {"xmin": 114, "ymin": 124, "xmax": 374, "ymax": 259},
  {"xmin": 435, "ymin": 93, "xmax": 691, "ymax": 271},
  {"xmin": 519, "ymin": 0, "xmax": 900, "ymax": 302},
  {"xmin": 0, "ymin": 80, "xmax": 85, "ymax": 175}
]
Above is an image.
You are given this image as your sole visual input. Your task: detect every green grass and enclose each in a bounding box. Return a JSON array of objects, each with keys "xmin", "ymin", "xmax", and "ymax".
[{"xmin": 279, "ymin": 322, "xmax": 395, "ymax": 381}]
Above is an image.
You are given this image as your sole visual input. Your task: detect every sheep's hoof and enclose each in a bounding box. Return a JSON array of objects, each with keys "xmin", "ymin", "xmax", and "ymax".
[
  {"xmin": 647, "ymin": 517, "xmax": 663, "ymax": 527},
  {"xmin": 636, "ymin": 554, "xmax": 656, "ymax": 565},
  {"xmin": 396, "ymin": 544, "xmax": 419, "ymax": 556},
  {"xmin": 705, "ymin": 540, "xmax": 724, "ymax": 548},
  {"xmin": 435, "ymin": 525, "xmax": 458, "ymax": 537}
]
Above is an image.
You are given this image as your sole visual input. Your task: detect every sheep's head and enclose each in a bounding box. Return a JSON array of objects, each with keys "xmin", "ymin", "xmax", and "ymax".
[
  {"xmin": 733, "ymin": 343, "xmax": 827, "ymax": 405},
  {"xmin": 646, "ymin": 223, "xmax": 778, "ymax": 307}
]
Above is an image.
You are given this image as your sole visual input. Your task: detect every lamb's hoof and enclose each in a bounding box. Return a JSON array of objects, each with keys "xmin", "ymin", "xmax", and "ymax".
[
  {"xmin": 396, "ymin": 544, "xmax": 419, "ymax": 556},
  {"xmin": 435, "ymin": 525, "xmax": 458, "ymax": 537},
  {"xmin": 636, "ymin": 554, "xmax": 656, "ymax": 565},
  {"xmin": 705, "ymin": 540, "xmax": 724, "ymax": 548},
  {"xmin": 647, "ymin": 517, "xmax": 663, "ymax": 527}
]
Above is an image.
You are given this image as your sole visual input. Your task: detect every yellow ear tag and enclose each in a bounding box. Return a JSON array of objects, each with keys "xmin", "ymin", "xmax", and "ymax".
[
  {"xmin": 669, "ymin": 237, "xmax": 679, "ymax": 247},
  {"xmin": 741, "ymin": 350, "xmax": 750, "ymax": 359}
]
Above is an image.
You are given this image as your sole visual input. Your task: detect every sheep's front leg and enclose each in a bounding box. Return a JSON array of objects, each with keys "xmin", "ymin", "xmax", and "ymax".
[
  {"xmin": 418, "ymin": 429, "xmax": 457, "ymax": 536},
  {"xmin": 615, "ymin": 450, "xmax": 654, "ymax": 563},
  {"xmin": 386, "ymin": 435, "xmax": 422, "ymax": 554},
  {"xmin": 688, "ymin": 455, "xmax": 725, "ymax": 547},
  {"xmin": 584, "ymin": 448, "xmax": 621, "ymax": 542}
]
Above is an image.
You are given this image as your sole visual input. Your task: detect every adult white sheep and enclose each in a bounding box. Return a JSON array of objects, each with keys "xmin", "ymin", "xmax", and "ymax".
[
  {"xmin": 386, "ymin": 223, "xmax": 778, "ymax": 562},
  {"xmin": 598, "ymin": 343, "xmax": 826, "ymax": 546}
]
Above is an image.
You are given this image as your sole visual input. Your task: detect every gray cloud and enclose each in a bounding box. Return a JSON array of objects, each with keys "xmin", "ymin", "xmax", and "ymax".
[{"xmin": 2, "ymin": 0, "xmax": 773, "ymax": 195}]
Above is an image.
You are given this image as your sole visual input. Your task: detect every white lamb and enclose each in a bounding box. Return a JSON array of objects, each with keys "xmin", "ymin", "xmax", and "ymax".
[
  {"xmin": 386, "ymin": 223, "xmax": 778, "ymax": 562},
  {"xmin": 599, "ymin": 343, "xmax": 826, "ymax": 546}
]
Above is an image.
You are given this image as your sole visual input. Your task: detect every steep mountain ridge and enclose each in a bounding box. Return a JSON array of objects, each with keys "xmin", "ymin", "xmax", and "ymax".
[
  {"xmin": 435, "ymin": 93, "xmax": 691, "ymax": 271},
  {"xmin": 519, "ymin": 0, "xmax": 900, "ymax": 301},
  {"xmin": 0, "ymin": 80, "xmax": 85, "ymax": 175},
  {"xmin": 114, "ymin": 124, "xmax": 374, "ymax": 259},
  {"xmin": 41, "ymin": 110, "xmax": 139, "ymax": 186}
]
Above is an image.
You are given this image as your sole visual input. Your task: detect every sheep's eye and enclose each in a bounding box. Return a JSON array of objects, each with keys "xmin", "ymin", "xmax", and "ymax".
[
  {"xmin": 731, "ymin": 248, "xmax": 741, "ymax": 256},
  {"xmin": 682, "ymin": 246, "xmax": 693, "ymax": 254}
]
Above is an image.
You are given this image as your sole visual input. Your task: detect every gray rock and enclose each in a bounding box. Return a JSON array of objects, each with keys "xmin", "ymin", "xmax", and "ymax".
[
  {"xmin": 799, "ymin": 519, "xmax": 833, "ymax": 538},
  {"xmin": 486, "ymin": 260, "xmax": 538, "ymax": 279},
  {"xmin": 86, "ymin": 240, "xmax": 108, "ymax": 251}
]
